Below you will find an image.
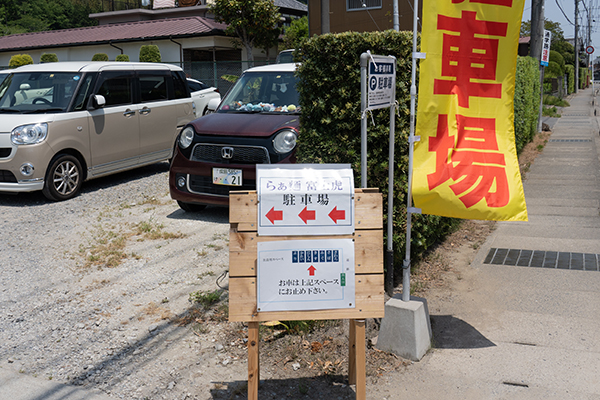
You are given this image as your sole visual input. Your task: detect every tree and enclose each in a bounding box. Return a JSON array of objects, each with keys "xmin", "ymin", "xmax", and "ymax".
[
  {"xmin": 281, "ymin": 16, "xmax": 308, "ymax": 51},
  {"xmin": 522, "ymin": 19, "xmax": 574, "ymax": 65},
  {"xmin": 115, "ymin": 54, "xmax": 130, "ymax": 62},
  {"xmin": 139, "ymin": 45, "xmax": 161, "ymax": 62},
  {"xmin": 209, "ymin": 0, "xmax": 281, "ymax": 64},
  {"xmin": 9, "ymin": 54, "xmax": 33, "ymax": 67},
  {"xmin": 92, "ymin": 53, "xmax": 109, "ymax": 61},
  {"xmin": 40, "ymin": 53, "xmax": 59, "ymax": 62}
]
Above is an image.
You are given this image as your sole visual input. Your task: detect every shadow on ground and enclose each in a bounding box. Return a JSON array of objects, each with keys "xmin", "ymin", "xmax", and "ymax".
[
  {"xmin": 431, "ymin": 315, "xmax": 495, "ymax": 349},
  {"xmin": 209, "ymin": 375, "xmax": 355, "ymax": 399}
]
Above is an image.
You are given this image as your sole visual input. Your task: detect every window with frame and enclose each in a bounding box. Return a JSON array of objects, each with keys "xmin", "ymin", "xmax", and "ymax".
[{"xmin": 347, "ymin": 0, "xmax": 382, "ymax": 10}]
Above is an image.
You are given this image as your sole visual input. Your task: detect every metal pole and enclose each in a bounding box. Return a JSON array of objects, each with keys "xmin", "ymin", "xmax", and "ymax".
[
  {"xmin": 403, "ymin": 0, "xmax": 420, "ymax": 302},
  {"xmin": 576, "ymin": 0, "xmax": 579, "ymax": 93},
  {"xmin": 386, "ymin": 102, "xmax": 395, "ymax": 296},
  {"xmin": 393, "ymin": 0, "xmax": 400, "ymax": 31},
  {"xmin": 360, "ymin": 53, "xmax": 369, "ymax": 189}
]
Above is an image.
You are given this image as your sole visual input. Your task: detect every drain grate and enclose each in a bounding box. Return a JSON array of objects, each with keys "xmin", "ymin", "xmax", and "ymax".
[
  {"xmin": 548, "ymin": 139, "xmax": 592, "ymax": 142},
  {"xmin": 484, "ymin": 248, "xmax": 600, "ymax": 270}
]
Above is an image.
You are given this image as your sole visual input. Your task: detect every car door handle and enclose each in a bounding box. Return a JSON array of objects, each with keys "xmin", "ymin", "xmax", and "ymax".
[
  {"xmin": 123, "ymin": 109, "xmax": 136, "ymax": 117},
  {"xmin": 139, "ymin": 107, "xmax": 151, "ymax": 115}
]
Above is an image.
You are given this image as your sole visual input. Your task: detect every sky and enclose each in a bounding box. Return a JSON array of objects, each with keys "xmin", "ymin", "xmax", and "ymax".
[{"xmin": 522, "ymin": 0, "xmax": 600, "ymax": 58}]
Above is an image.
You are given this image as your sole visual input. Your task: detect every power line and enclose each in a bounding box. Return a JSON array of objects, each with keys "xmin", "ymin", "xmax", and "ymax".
[{"xmin": 555, "ymin": 0, "xmax": 574, "ymax": 25}]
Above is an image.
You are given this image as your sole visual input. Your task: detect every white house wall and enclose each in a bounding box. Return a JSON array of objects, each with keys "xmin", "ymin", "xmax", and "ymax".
[{"xmin": 0, "ymin": 34, "xmax": 277, "ymax": 67}]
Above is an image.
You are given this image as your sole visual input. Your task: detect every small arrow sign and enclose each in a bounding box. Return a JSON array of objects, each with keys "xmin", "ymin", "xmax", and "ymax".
[
  {"xmin": 328, "ymin": 206, "xmax": 346, "ymax": 223},
  {"xmin": 298, "ymin": 207, "xmax": 316, "ymax": 224},
  {"xmin": 308, "ymin": 265, "xmax": 316, "ymax": 276},
  {"xmin": 265, "ymin": 207, "xmax": 283, "ymax": 224}
]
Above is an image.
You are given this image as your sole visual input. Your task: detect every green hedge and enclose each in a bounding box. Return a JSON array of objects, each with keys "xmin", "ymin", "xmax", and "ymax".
[
  {"xmin": 40, "ymin": 53, "xmax": 58, "ymax": 63},
  {"xmin": 139, "ymin": 45, "xmax": 161, "ymax": 62},
  {"xmin": 295, "ymin": 31, "xmax": 459, "ymax": 280},
  {"xmin": 565, "ymin": 64, "xmax": 575, "ymax": 94},
  {"xmin": 579, "ymin": 67, "xmax": 589, "ymax": 89},
  {"xmin": 513, "ymin": 56, "xmax": 539, "ymax": 154},
  {"xmin": 115, "ymin": 54, "xmax": 130, "ymax": 62},
  {"xmin": 92, "ymin": 53, "xmax": 109, "ymax": 61},
  {"xmin": 8, "ymin": 54, "xmax": 33, "ymax": 67}
]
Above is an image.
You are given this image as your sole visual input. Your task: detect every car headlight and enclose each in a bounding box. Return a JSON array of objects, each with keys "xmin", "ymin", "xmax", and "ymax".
[
  {"xmin": 179, "ymin": 126, "xmax": 195, "ymax": 149},
  {"xmin": 11, "ymin": 123, "xmax": 48, "ymax": 145},
  {"xmin": 273, "ymin": 129, "xmax": 297, "ymax": 154}
]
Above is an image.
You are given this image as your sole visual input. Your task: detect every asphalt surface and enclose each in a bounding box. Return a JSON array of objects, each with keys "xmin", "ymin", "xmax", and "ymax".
[{"xmin": 374, "ymin": 87, "xmax": 600, "ymax": 399}]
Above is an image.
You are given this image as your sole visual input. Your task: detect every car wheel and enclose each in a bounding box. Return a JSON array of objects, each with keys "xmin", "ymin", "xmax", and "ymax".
[
  {"xmin": 42, "ymin": 154, "xmax": 83, "ymax": 201},
  {"xmin": 177, "ymin": 201, "xmax": 207, "ymax": 212}
]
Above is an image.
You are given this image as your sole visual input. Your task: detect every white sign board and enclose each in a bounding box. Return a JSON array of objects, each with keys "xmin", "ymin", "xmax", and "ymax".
[
  {"xmin": 257, "ymin": 239, "xmax": 355, "ymax": 312},
  {"xmin": 541, "ymin": 30, "xmax": 552, "ymax": 67},
  {"xmin": 256, "ymin": 164, "xmax": 355, "ymax": 236},
  {"xmin": 367, "ymin": 55, "xmax": 396, "ymax": 111}
]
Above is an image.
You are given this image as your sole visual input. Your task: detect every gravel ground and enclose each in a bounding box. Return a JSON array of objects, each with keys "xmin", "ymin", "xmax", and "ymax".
[{"xmin": 0, "ymin": 163, "xmax": 248, "ymax": 399}]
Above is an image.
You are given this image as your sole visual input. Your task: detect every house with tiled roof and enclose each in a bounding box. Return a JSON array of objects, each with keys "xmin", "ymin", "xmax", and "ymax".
[{"xmin": 0, "ymin": 0, "xmax": 307, "ymax": 90}]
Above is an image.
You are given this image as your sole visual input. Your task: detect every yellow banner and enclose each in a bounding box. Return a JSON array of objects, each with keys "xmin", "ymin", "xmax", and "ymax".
[{"xmin": 413, "ymin": 0, "xmax": 528, "ymax": 221}]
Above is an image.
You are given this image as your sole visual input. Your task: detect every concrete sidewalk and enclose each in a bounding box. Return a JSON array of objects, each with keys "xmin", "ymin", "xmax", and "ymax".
[{"xmin": 373, "ymin": 87, "xmax": 600, "ymax": 399}]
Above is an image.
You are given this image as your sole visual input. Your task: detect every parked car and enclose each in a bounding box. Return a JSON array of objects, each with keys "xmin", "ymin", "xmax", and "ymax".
[
  {"xmin": 187, "ymin": 78, "xmax": 220, "ymax": 118},
  {"xmin": 0, "ymin": 61, "xmax": 194, "ymax": 201},
  {"xmin": 169, "ymin": 63, "xmax": 300, "ymax": 211}
]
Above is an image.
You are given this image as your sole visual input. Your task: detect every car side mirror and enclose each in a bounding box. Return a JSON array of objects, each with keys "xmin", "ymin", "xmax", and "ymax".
[
  {"xmin": 88, "ymin": 94, "xmax": 106, "ymax": 110},
  {"xmin": 207, "ymin": 97, "xmax": 220, "ymax": 112}
]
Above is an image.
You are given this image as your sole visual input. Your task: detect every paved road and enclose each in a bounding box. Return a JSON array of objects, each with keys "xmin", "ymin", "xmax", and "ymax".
[{"xmin": 374, "ymin": 87, "xmax": 600, "ymax": 399}]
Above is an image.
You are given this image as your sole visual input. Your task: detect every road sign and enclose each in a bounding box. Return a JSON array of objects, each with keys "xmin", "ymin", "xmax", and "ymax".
[
  {"xmin": 541, "ymin": 30, "xmax": 552, "ymax": 67},
  {"xmin": 256, "ymin": 238, "xmax": 355, "ymax": 312},
  {"xmin": 367, "ymin": 55, "xmax": 396, "ymax": 111},
  {"xmin": 587, "ymin": 45, "xmax": 594, "ymax": 55},
  {"xmin": 256, "ymin": 164, "xmax": 355, "ymax": 236}
]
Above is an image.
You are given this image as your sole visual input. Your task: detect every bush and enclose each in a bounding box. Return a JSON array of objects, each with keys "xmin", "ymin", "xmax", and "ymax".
[
  {"xmin": 115, "ymin": 54, "xmax": 130, "ymax": 62},
  {"xmin": 580, "ymin": 67, "xmax": 589, "ymax": 89},
  {"xmin": 548, "ymin": 50, "xmax": 565, "ymax": 75},
  {"xmin": 295, "ymin": 31, "xmax": 459, "ymax": 280},
  {"xmin": 545, "ymin": 60, "xmax": 562, "ymax": 78},
  {"xmin": 513, "ymin": 56, "xmax": 540, "ymax": 154},
  {"xmin": 8, "ymin": 54, "xmax": 33, "ymax": 68},
  {"xmin": 139, "ymin": 45, "xmax": 161, "ymax": 62},
  {"xmin": 92, "ymin": 53, "xmax": 109, "ymax": 61},
  {"xmin": 565, "ymin": 64, "xmax": 575, "ymax": 94},
  {"xmin": 40, "ymin": 53, "xmax": 58, "ymax": 63}
]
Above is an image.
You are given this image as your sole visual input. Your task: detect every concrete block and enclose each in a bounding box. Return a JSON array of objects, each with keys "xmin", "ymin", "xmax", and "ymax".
[{"xmin": 375, "ymin": 295, "xmax": 432, "ymax": 361}]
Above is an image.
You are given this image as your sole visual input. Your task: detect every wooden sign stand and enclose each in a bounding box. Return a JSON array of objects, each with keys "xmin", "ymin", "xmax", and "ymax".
[{"xmin": 229, "ymin": 189, "xmax": 384, "ymax": 400}]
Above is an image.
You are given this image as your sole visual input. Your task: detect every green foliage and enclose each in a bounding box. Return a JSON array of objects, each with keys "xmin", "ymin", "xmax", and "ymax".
[
  {"xmin": 209, "ymin": 0, "xmax": 281, "ymax": 63},
  {"xmin": 92, "ymin": 53, "xmax": 108, "ymax": 61},
  {"xmin": 262, "ymin": 320, "xmax": 321, "ymax": 335},
  {"xmin": 543, "ymin": 94, "xmax": 569, "ymax": 107},
  {"xmin": 548, "ymin": 50, "xmax": 564, "ymax": 74},
  {"xmin": 221, "ymin": 74, "xmax": 239, "ymax": 83},
  {"xmin": 545, "ymin": 60, "xmax": 562, "ymax": 78},
  {"xmin": 0, "ymin": 0, "xmax": 102, "ymax": 35},
  {"xmin": 115, "ymin": 54, "xmax": 130, "ymax": 62},
  {"xmin": 189, "ymin": 290, "xmax": 222, "ymax": 310},
  {"xmin": 8, "ymin": 54, "xmax": 33, "ymax": 67},
  {"xmin": 139, "ymin": 45, "xmax": 161, "ymax": 62},
  {"xmin": 542, "ymin": 105, "xmax": 560, "ymax": 117},
  {"xmin": 513, "ymin": 56, "xmax": 540, "ymax": 154},
  {"xmin": 565, "ymin": 64, "xmax": 575, "ymax": 93},
  {"xmin": 580, "ymin": 67, "xmax": 589, "ymax": 89},
  {"xmin": 40, "ymin": 53, "xmax": 58, "ymax": 63},
  {"xmin": 282, "ymin": 16, "xmax": 308, "ymax": 51},
  {"xmin": 295, "ymin": 31, "xmax": 459, "ymax": 277}
]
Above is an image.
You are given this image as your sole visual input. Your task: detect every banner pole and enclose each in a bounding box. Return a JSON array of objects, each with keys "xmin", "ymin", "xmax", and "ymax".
[{"xmin": 403, "ymin": 0, "xmax": 420, "ymax": 302}]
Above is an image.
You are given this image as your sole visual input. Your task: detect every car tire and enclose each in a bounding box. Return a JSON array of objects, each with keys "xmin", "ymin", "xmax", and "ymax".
[
  {"xmin": 42, "ymin": 154, "xmax": 83, "ymax": 201},
  {"xmin": 177, "ymin": 201, "xmax": 207, "ymax": 212}
]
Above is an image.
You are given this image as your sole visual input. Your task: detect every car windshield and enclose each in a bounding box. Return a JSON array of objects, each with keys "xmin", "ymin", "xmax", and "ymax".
[
  {"xmin": 218, "ymin": 71, "xmax": 300, "ymax": 114},
  {"xmin": 0, "ymin": 72, "xmax": 82, "ymax": 113}
]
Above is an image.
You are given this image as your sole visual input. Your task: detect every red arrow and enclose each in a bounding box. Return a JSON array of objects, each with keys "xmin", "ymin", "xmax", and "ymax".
[
  {"xmin": 265, "ymin": 207, "xmax": 283, "ymax": 224},
  {"xmin": 298, "ymin": 207, "xmax": 316, "ymax": 224},
  {"xmin": 308, "ymin": 265, "xmax": 316, "ymax": 276},
  {"xmin": 328, "ymin": 206, "xmax": 346, "ymax": 223}
]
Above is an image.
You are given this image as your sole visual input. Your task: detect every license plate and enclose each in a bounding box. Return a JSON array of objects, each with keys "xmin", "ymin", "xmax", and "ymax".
[{"xmin": 213, "ymin": 168, "xmax": 242, "ymax": 186}]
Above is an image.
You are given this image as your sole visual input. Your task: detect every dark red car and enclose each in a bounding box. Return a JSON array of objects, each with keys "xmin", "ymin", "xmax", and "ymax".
[{"xmin": 169, "ymin": 63, "xmax": 300, "ymax": 211}]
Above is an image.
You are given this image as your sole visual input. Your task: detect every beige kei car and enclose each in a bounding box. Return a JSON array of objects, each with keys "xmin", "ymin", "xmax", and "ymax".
[{"xmin": 0, "ymin": 61, "xmax": 194, "ymax": 200}]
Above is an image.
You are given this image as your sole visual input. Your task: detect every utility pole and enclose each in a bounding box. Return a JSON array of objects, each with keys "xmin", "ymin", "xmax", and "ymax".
[
  {"xmin": 576, "ymin": 0, "xmax": 579, "ymax": 93},
  {"xmin": 321, "ymin": 0, "xmax": 330, "ymax": 34},
  {"xmin": 531, "ymin": 0, "xmax": 545, "ymax": 131},
  {"xmin": 530, "ymin": 0, "xmax": 544, "ymax": 60}
]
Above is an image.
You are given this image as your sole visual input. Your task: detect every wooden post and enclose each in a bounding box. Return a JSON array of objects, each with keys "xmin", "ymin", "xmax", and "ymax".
[
  {"xmin": 248, "ymin": 321, "xmax": 260, "ymax": 400},
  {"xmin": 348, "ymin": 319, "xmax": 366, "ymax": 399}
]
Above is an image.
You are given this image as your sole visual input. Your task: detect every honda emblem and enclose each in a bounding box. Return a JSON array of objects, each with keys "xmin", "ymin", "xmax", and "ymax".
[{"xmin": 221, "ymin": 147, "xmax": 234, "ymax": 159}]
